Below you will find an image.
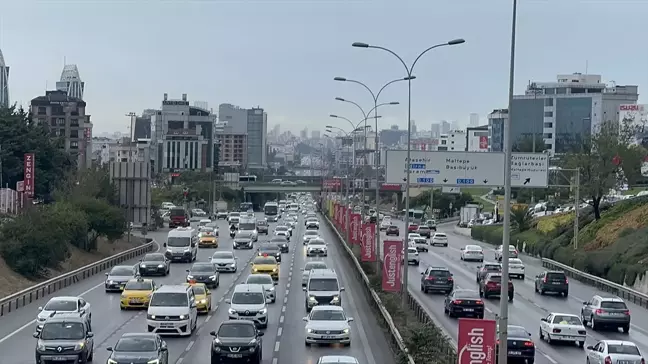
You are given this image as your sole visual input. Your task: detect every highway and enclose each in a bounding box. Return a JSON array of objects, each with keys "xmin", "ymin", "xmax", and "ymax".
[
  {"xmin": 380, "ymin": 218, "xmax": 648, "ymax": 364},
  {"xmin": 0, "ymin": 211, "xmax": 395, "ymax": 364}
]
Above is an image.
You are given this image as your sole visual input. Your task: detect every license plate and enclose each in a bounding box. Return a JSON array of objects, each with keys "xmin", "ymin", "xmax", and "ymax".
[
  {"xmin": 508, "ymin": 351, "xmax": 521, "ymax": 356},
  {"xmin": 130, "ymin": 298, "xmax": 141, "ymax": 303},
  {"xmin": 321, "ymin": 335, "xmax": 334, "ymax": 339},
  {"xmin": 160, "ymin": 324, "xmax": 173, "ymax": 328},
  {"xmin": 463, "ymin": 308, "xmax": 474, "ymax": 312},
  {"xmin": 552, "ymin": 282, "xmax": 561, "ymax": 284},
  {"xmin": 50, "ymin": 357, "xmax": 68, "ymax": 361},
  {"xmin": 227, "ymin": 354, "xmax": 243, "ymax": 358}
]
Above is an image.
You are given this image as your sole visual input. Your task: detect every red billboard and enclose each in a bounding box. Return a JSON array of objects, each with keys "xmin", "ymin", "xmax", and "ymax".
[
  {"xmin": 323, "ymin": 179, "xmax": 341, "ymax": 189},
  {"xmin": 343, "ymin": 207, "xmax": 349, "ymax": 232},
  {"xmin": 333, "ymin": 203, "xmax": 339, "ymax": 223},
  {"xmin": 361, "ymin": 223, "xmax": 376, "ymax": 262},
  {"xmin": 24, "ymin": 153, "xmax": 35, "ymax": 198},
  {"xmin": 380, "ymin": 183, "xmax": 402, "ymax": 192},
  {"xmin": 351, "ymin": 213, "xmax": 361, "ymax": 245},
  {"xmin": 457, "ymin": 319, "xmax": 497, "ymax": 364},
  {"xmin": 335, "ymin": 204, "xmax": 342, "ymax": 226},
  {"xmin": 382, "ymin": 240, "xmax": 403, "ymax": 292},
  {"xmin": 479, "ymin": 136, "xmax": 488, "ymax": 150}
]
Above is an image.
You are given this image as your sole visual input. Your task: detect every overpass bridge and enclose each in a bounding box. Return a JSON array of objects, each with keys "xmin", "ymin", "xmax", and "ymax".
[{"xmin": 241, "ymin": 183, "xmax": 323, "ymax": 193}]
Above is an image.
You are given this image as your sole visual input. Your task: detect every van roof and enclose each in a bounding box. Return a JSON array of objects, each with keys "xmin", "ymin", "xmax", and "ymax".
[
  {"xmin": 233, "ymin": 284, "xmax": 265, "ymax": 293},
  {"xmin": 155, "ymin": 284, "xmax": 191, "ymax": 294},
  {"xmin": 309, "ymin": 269, "xmax": 338, "ymax": 278},
  {"xmin": 168, "ymin": 228, "xmax": 195, "ymax": 237}
]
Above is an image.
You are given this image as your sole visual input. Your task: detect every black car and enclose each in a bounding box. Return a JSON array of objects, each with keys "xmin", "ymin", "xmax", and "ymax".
[
  {"xmin": 534, "ymin": 270, "xmax": 569, "ymax": 297},
  {"xmin": 233, "ymin": 232, "xmax": 254, "ymax": 249},
  {"xmin": 420, "ymin": 266, "xmax": 454, "ymax": 294},
  {"xmin": 210, "ymin": 320, "xmax": 264, "ymax": 364},
  {"xmin": 105, "ymin": 265, "xmax": 137, "ymax": 292},
  {"xmin": 34, "ymin": 312, "xmax": 94, "ymax": 364},
  {"xmin": 444, "ymin": 289, "xmax": 484, "ymax": 318},
  {"xmin": 495, "ymin": 325, "xmax": 535, "ymax": 364},
  {"xmin": 266, "ymin": 214, "xmax": 280, "ymax": 222},
  {"xmin": 258, "ymin": 244, "xmax": 282, "ymax": 262},
  {"xmin": 106, "ymin": 333, "xmax": 169, "ymax": 364},
  {"xmin": 186, "ymin": 262, "xmax": 220, "ymax": 288},
  {"xmin": 386, "ymin": 225, "xmax": 400, "ymax": 236},
  {"xmin": 256, "ymin": 221, "xmax": 269, "ymax": 235},
  {"xmin": 139, "ymin": 253, "xmax": 170, "ymax": 276},
  {"xmin": 270, "ymin": 237, "xmax": 289, "ymax": 253}
]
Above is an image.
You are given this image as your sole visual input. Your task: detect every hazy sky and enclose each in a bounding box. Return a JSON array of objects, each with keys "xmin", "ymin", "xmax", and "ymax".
[{"xmin": 2, "ymin": 0, "xmax": 647, "ymax": 135}]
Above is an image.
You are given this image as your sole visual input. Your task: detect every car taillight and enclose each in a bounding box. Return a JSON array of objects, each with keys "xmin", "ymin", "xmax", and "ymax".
[
  {"xmin": 447, "ymin": 277, "xmax": 454, "ymax": 282},
  {"xmin": 426, "ymin": 276, "xmax": 436, "ymax": 281},
  {"xmin": 475, "ymin": 300, "xmax": 483, "ymax": 305},
  {"xmin": 453, "ymin": 300, "xmax": 463, "ymax": 304},
  {"xmin": 543, "ymin": 277, "xmax": 547, "ymax": 283},
  {"xmin": 595, "ymin": 309, "xmax": 604, "ymax": 315},
  {"xmin": 486, "ymin": 281, "xmax": 497, "ymax": 287},
  {"xmin": 565, "ymin": 277, "xmax": 568, "ymax": 284},
  {"xmin": 624, "ymin": 310, "xmax": 630, "ymax": 315},
  {"xmin": 604, "ymin": 356, "xmax": 612, "ymax": 364},
  {"xmin": 523, "ymin": 341, "xmax": 534, "ymax": 347},
  {"xmin": 552, "ymin": 328, "xmax": 561, "ymax": 333},
  {"xmin": 578, "ymin": 330, "xmax": 586, "ymax": 335}
]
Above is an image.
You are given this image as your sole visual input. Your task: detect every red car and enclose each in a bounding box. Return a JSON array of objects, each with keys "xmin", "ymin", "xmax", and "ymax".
[
  {"xmin": 408, "ymin": 224, "xmax": 419, "ymax": 233},
  {"xmin": 386, "ymin": 225, "xmax": 400, "ymax": 236}
]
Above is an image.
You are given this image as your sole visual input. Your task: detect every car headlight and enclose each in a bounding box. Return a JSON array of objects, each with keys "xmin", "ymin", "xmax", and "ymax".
[
  {"xmin": 166, "ymin": 249, "xmax": 172, "ymax": 253},
  {"xmin": 332, "ymin": 296, "xmax": 340, "ymax": 302},
  {"xmin": 307, "ymin": 328, "xmax": 313, "ymax": 333},
  {"xmin": 228, "ymin": 308, "xmax": 236, "ymax": 314},
  {"xmin": 157, "ymin": 264, "xmax": 164, "ymax": 268},
  {"xmin": 230, "ymin": 263, "xmax": 236, "ymax": 267},
  {"xmin": 120, "ymin": 293, "xmax": 127, "ymax": 298},
  {"xmin": 272, "ymin": 268, "xmax": 277, "ymax": 272},
  {"xmin": 107, "ymin": 280, "xmax": 114, "ymax": 284},
  {"xmin": 148, "ymin": 314, "xmax": 156, "ymax": 319},
  {"xmin": 140, "ymin": 264, "xmax": 146, "ymax": 268},
  {"xmin": 108, "ymin": 360, "xmax": 118, "ymax": 364},
  {"xmin": 343, "ymin": 328, "xmax": 349, "ymax": 334},
  {"xmin": 187, "ymin": 275, "xmax": 194, "ymax": 279},
  {"xmin": 209, "ymin": 275, "xmax": 217, "ymax": 280},
  {"xmin": 179, "ymin": 315, "xmax": 186, "ymax": 320},
  {"xmin": 37, "ymin": 341, "xmax": 45, "ymax": 350},
  {"xmin": 260, "ymin": 308, "xmax": 267, "ymax": 314},
  {"xmin": 74, "ymin": 341, "xmax": 85, "ymax": 350},
  {"xmin": 147, "ymin": 360, "xmax": 160, "ymax": 364},
  {"xmin": 268, "ymin": 286, "xmax": 275, "ymax": 291},
  {"xmin": 184, "ymin": 248, "xmax": 191, "ymax": 252},
  {"xmin": 308, "ymin": 296, "xmax": 317, "ymax": 302},
  {"xmin": 199, "ymin": 299, "xmax": 207, "ymax": 304},
  {"xmin": 253, "ymin": 268, "xmax": 258, "ymax": 272}
]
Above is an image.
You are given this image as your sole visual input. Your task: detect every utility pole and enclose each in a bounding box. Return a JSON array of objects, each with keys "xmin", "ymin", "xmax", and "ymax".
[
  {"xmin": 573, "ymin": 169, "xmax": 580, "ymax": 250},
  {"xmin": 429, "ymin": 188, "xmax": 434, "ymax": 219}
]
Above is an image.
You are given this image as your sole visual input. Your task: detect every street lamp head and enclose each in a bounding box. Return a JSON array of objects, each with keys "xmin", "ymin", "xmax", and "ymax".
[
  {"xmin": 447, "ymin": 38, "xmax": 466, "ymax": 45},
  {"xmin": 326, "ymin": 124, "xmax": 333, "ymax": 128},
  {"xmin": 333, "ymin": 77, "xmax": 347, "ymax": 82},
  {"xmin": 335, "ymin": 97, "xmax": 345, "ymax": 102},
  {"xmin": 388, "ymin": 101, "xmax": 400, "ymax": 105},
  {"xmin": 352, "ymin": 42, "xmax": 370, "ymax": 48},
  {"xmin": 404, "ymin": 76, "xmax": 416, "ymax": 81},
  {"xmin": 328, "ymin": 115, "xmax": 338, "ymax": 119}
]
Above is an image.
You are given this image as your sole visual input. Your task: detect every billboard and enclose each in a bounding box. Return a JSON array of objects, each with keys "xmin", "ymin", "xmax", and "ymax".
[
  {"xmin": 24, "ymin": 153, "xmax": 35, "ymax": 198},
  {"xmin": 457, "ymin": 318, "xmax": 497, "ymax": 364},
  {"xmin": 382, "ymin": 240, "xmax": 403, "ymax": 292},
  {"xmin": 351, "ymin": 213, "xmax": 361, "ymax": 245},
  {"xmin": 361, "ymin": 223, "xmax": 376, "ymax": 262},
  {"xmin": 323, "ymin": 179, "xmax": 341, "ymax": 189},
  {"xmin": 619, "ymin": 104, "xmax": 648, "ymax": 177}
]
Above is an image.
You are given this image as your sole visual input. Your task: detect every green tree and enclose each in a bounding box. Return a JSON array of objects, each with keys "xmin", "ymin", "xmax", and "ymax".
[
  {"xmin": 510, "ymin": 205, "xmax": 532, "ymax": 232},
  {"xmin": 411, "ymin": 189, "xmax": 474, "ymax": 218},
  {"xmin": 73, "ymin": 197, "xmax": 125, "ymax": 247}
]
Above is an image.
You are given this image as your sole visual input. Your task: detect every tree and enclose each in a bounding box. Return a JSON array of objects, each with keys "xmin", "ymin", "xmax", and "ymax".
[
  {"xmin": 562, "ymin": 120, "xmax": 647, "ymax": 219},
  {"xmin": 73, "ymin": 197, "xmax": 125, "ymax": 247},
  {"xmin": 411, "ymin": 189, "xmax": 474, "ymax": 218},
  {"xmin": 510, "ymin": 205, "xmax": 532, "ymax": 232}
]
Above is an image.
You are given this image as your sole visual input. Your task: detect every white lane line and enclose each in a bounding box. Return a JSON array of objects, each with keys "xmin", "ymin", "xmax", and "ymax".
[
  {"xmin": 176, "ymin": 357, "xmax": 184, "ymax": 364},
  {"xmin": 283, "ymin": 297, "xmax": 288, "ymax": 304},
  {"xmin": 205, "ymin": 315, "xmax": 212, "ymax": 322},
  {"xmin": 543, "ymin": 354, "xmax": 558, "ymax": 364},
  {"xmin": 185, "ymin": 340, "xmax": 195, "ymax": 351},
  {"xmin": 274, "ymin": 341, "xmax": 280, "ymax": 352},
  {"xmin": 287, "ymin": 283, "xmax": 291, "ymax": 289},
  {"xmin": 279, "ymin": 315, "xmax": 284, "ymax": 323},
  {"xmin": 272, "ymin": 358, "xmax": 278, "ymax": 364},
  {"xmin": 277, "ymin": 327, "xmax": 283, "ymax": 336}
]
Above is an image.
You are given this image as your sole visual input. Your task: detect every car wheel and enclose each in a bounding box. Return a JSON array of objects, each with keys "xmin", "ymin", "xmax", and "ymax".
[
  {"xmin": 87, "ymin": 347, "xmax": 93, "ymax": 362},
  {"xmin": 622, "ymin": 324, "xmax": 630, "ymax": 333},
  {"xmin": 520, "ymin": 274, "xmax": 524, "ymax": 280},
  {"xmin": 591, "ymin": 316, "xmax": 597, "ymax": 330}
]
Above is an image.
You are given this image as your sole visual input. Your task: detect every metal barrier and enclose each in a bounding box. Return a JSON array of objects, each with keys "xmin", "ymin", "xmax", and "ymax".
[
  {"xmin": 541, "ymin": 258, "xmax": 648, "ymax": 309},
  {"xmin": 0, "ymin": 238, "xmax": 156, "ymax": 317}
]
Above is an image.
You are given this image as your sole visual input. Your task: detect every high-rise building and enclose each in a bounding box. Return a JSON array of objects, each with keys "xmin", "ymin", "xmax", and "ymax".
[
  {"xmin": 410, "ymin": 120, "xmax": 417, "ymax": 134},
  {"xmin": 440, "ymin": 120, "xmax": 451, "ymax": 134},
  {"xmin": 430, "ymin": 123, "xmax": 440, "ymax": 138},
  {"xmin": 247, "ymin": 107, "xmax": 267, "ymax": 169},
  {"xmin": 215, "ymin": 104, "xmax": 267, "ymax": 169},
  {"xmin": 311, "ymin": 130, "xmax": 321, "ymax": 139},
  {"xmin": 56, "ymin": 65, "xmax": 85, "ymax": 100},
  {"xmin": 300, "ymin": 127, "xmax": 308, "ymax": 140},
  {"xmin": 469, "ymin": 113, "xmax": 480, "ymax": 126},
  {"xmin": 0, "ymin": 48, "xmax": 9, "ymax": 108}
]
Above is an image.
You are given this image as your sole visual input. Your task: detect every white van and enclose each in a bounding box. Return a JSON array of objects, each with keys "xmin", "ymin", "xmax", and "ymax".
[
  {"xmin": 164, "ymin": 227, "xmax": 198, "ymax": 263},
  {"xmin": 147, "ymin": 284, "xmax": 198, "ymax": 336}
]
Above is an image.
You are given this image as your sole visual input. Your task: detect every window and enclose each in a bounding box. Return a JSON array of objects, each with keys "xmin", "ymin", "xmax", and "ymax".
[
  {"xmin": 543, "ymin": 133, "xmax": 553, "ymax": 139},
  {"xmin": 544, "ymin": 111, "xmax": 553, "ymax": 117},
  {"xmin": 556, "ymin": 88, "xmax": 566, "ymax": 94},
  {"xmin": 544, "ymin": 143, "xmax": 552, "ymax": 150},
  {"xmin": 70, "ymin": 119, "xmax": 79, "ymax": 127},
  {"xmin": 57, "ymin": 118, "xmax": 66, "ymax": 126},
  {"xmin": 543, "ymin": 122, "xmax": 553, "ymax": 128},
  {"xmin": 544, "ymin": 98, "xmax": 554, "ymax": 106},
  {"xmin": 70, "ymin": 141, "xmax": 79, "ymax": 148},
  {"xmin": 37, "ymin": 107, "xmax": 47, "ymax": 115},
  {"xmin": 544, "ymin": 88, "xmax": 555, "ymax": 94}
]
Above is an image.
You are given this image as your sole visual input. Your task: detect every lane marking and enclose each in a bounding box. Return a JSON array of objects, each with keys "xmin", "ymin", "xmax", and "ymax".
[
  {"xmin": 176, "ymin": 357, "xmax": 184, "ymax": 364},
  {"xmin": 274, "ymin": 341, "xmax": 280, "ymax": 352},
  {"xmin": 277, "ymin": 327, "xmax": 282, "ymax": 336},
  {"xmin": 279, "ymin": 315, "xmax": 284, "ymax": 323},
  {"xmin": 282, "ymin": 306, "xmax": 286, "ymax": 313},
  {"xmin": 185, "ymin": 340, "xmax": 194, "ymax": 351},
  {"xmin": 205, "ymin": 315, "xmax": 211, "ymax": 322},
  {"xmin": 272, "ymin": 358, "xmax": 278, "ymax": 364}
]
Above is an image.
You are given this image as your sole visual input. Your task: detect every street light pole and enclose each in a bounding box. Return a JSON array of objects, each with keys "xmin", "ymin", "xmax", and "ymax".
[{"xmin": 352, "ymin": 38, "xmax": 465, "ymax": 307}]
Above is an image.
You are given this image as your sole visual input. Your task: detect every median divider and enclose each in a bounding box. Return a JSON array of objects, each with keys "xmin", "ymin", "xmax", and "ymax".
[{"xmin": 0, "ymin": 238, "xmax": 156, "ymax": 317}]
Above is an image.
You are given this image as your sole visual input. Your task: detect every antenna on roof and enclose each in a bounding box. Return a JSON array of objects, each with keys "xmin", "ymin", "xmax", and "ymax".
[{"xmin": 585, "ymin": 60, "xmax": 588, "ymax": 74}]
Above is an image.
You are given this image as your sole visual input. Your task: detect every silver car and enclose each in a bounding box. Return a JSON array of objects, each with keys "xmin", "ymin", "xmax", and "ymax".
[
  {"xmin": 302, "ymin": 261, "xmax": 329, "ymax": 286},
  {"xmin": 211, "ymin": 251, "xmax": 238, "ymax": 272},
  {"xmin": 37, "ymin": 296, "xmax": 91, "ymax": 331},
  {"xmin": 303, "ymin": 305, "xmax": 353, "ymax": 346},
  {"xmin": 246, "ymin": 274, "xmax": 277, "ymax": 303},
  {"xmin": 303, "ymin": 230, "xmax": 320, "ymax": 245},
  {"xmin": 586, "ymin": 340, "xmax": 644, "ymax": 364},
  {"xmin": 104, "ymin": 265, "xmax": 137, "ymax": 292}
]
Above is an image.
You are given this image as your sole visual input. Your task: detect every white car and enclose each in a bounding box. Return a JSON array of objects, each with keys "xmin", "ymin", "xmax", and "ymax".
[
  {"xmin": 303, "ymin": 230, "xmax": 320, "ymax": 245},
  {"xmin": 586, "ymin": 340, "xmax": 645, "ymax": 364},
  {"xmin": 431, "ymin": 232, "xmax": 448, "ymax": 247},
  {"xmin": 302, "ymin": 261, "xmax": 329, "ymax": 286},
  {"xmin": 379, "ymin": 218, "xmax": 391, "ymax": 231},
  {"xmin": 211, "ymin": 251, "xmax": 238, "ymax": 272},
  {"xmin": 227, "ymin": 212, "xmax": 241, "ymax": 223},
  {"xmin": 306, "ymin": 238, "xmax": 328, "ymax": 257},
  {"xmin": 407, "ymin": 233, "xmax": 422, "ymax": 241},
  {"xmin": 303, "ymin": 305, "xmax": 353, "ymax": 346},
  {"xmin": 37, "ymin": 296, "xmax": 91, "ymax": 330},
  {"xmin": 317, "ymin": 356, "xmax": 360, "ymax": 364},
  {"xmin": 460, "ymin": 245, "xmax": 484, "ymax": 262},
  {"xmin": 406, "ymin": 247, "xmax": 419, "ymax": 265},
  {"xmin": 508, "ymin": 258, "xmax": 525, "ymax": 279},
  {"xmin": 409, "ymin": 235, "xmax": 428, "ymax": 252},
  {"xmin": 539, "ymin": 313, "xmax": 587, "ymax": 347},
  {"xmin": 274, "ymin": 225, "xmax": 291, "ymax": 238},
  {"xmin": 246, "ymin": 273, "xmax": 277, "ymax": 303},
  {"xmin": 495, "ymin": 244, "xmax": 519, "ymax": 261},
  {"xmin": 305, "ymin": 219, "xmax": 320, "ymax": 230}
]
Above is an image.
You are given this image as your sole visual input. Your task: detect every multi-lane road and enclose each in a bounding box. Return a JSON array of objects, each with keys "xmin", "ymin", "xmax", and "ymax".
[
  {"xmin": 379, "ymin": 218, "xmax": 648, "ymax": 364},
  {"xmin": 0, "ymin": 212, "xmax": 395, "ymax": 364}
]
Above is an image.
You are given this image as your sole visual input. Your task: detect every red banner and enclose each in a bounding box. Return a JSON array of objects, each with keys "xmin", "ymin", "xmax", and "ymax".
[
  {"xmin": 24, "ymin": 153, "xmax": 35, "ymax": 198},
  {"xmin": 382, "ymin": 240, "xmax": 403, "ymax": 292},
  {"xmin": 343, "ymin": 207, "xmax": 349, "ymax": 232},
  {"xmin": 361, "ymin": 223, "xmax": 376, "ymax": 262},
  {"xmin": 479, "ymin": 136, "xmax": 488, "ymax": 150},
  {"xmin": 323, "ymin": 179, "xmax": 341, "ymax": 189},
  {"xmin": 458, "ymin": 319, "xmax": 497, "ymax": 364},
  {"xmin": 351, "ymin": 213, "xmax": 361, "ymax": 245},
  {"xmin": 333, "ymin": 203, "xmax": 339, "ymax": 224}
]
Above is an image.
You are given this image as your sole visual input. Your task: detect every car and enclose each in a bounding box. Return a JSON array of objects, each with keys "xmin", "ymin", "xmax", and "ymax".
[
  {"xmin": 420, "ymin": 266, "xmax": 454, "ymax": 294},
  {"xmin": 306, "ymin": 238, "xmax": 328, "ymax": 257},
  {"xmin": 198, "ymin": 226, "xmax": 219, "ymax": 248},
  {"xmin": 120, "ymin": 277, "xmax": 157, "ymax": 310},
  {"xmin": 508, "ymin": 258, "xmax": 525, "ymax": 279},
  {"xmin": 147, "ymin": 284, "xmax": 198, "ymax": 336},
  {"xmin": 385, "ymin": 225, "xmax": 400, "ymax": 236},
  {"xmin": 379, "ymin": 218, "xmax": 392, "ymax": 231},
  {"xmin": 186, "ymin": 282, "xmax": 212, "ymax": 313},
  {"xmin": 317, "ymin": 356, "xmax": 360, "ymax": 364},
  {"xmin": 302, "ymin": 261, "xmax": 329, "ymax": 286},
  {"xmin": 496, "ymin": 325, "xmax": 535, "ymax": 363},
  {"xmin": 225, "ymin": 284, "xmax": 270, "ymax": 328},
  {"xmin": 303, "ymin": 230, "xmax": 320, "ymax": 244},
  {"xmin": 37, "ymin": 296, "xmax": 92, "ymax": 331},
  {"xmin": 306, "ymin": 218, "xmax": 320, "ymax": 230},
  {"xmin": 164, "ymin": 227, "xmax": 198, "ymax": 262},
  {"xmin": 431, "ymin": 232, "xmax": 448, "ymax": 247},
  {"xmin": 198, "ymin": 218, "xmax": 212, "ymax": 227},
  {"xmin": 443, "ymin": 289, "xmax": 484, "ymax": 318},
  {"xmin": 425, "ymin": 219, "xmax": 437, "ymax": 231},
  {"xmin": 479, "ymin": 273, "xmax": 514, "ymax": 301},
  {"xmin": 586, "ymin": 340, "xmax": 645, "ymax": 364},
  {"xmin": 407, "ymin": 223, "xmax": 419, "ymax": 233},
  {"xmin": 285, "ymin": 217, "xmax": 298, "ymax": 230},
  {"xmin": 416, "ymin": 225, "xmax": 432, "ymax": 238},
  {"xmin": 270, "ymin": 236, "xmax": 290, "ymax": 253},
  {"xmin": 216, "ymin": 210, "xmax": 229, "ymax": 219},
  {"xmin": 251, "ymin": 255, "xmax": 280, "ymax": 280},
  {"xmin": 139, "ymin": 253, "xmax": 171, "ymax": 276},
  {"xmin": 257, "ymin": 244, "xmax": 282, "ymax": 263},
  {"xmin": 534, "ymin": 270, "xmax": 569, "ymax": 297},
  {"xmin": 495, "ymin": 244, "xmax": 519, "ymax": 261},
  {"xmin": 409, "ymin": 234, "xmax": 428, "ymax": 252},
  {"xmin": 406, "ymin": 247, "xmax": 419, "ymax": 265},
  {"xmin": 227, "ymin": 211, "xmax": 241, "ymax": 224},
  {"xmin": 266, "ymin": 214, "xmax": 280, "ymax": 222},
  {"xmin": 34, "ymin": 312, "xmax": 94, "ymax": 363},
  {"xmin": 211, "ymin": 251, "xmax": 238, "ymax": 272},
  {"xmin": 233, "ymin": 231, "xmax": 254, "ymax": 249},
  {"xmin": 460, "ymin": 245, "xmax": 484, "ymax": 262},
  {"xmin": 274, "ymin": 225, "xmax": 292, "ymax": 238},
  {"xmin": 476, "ymin": 262, "xmax": 502, "ymax": 283},
  {"xmin": 246, "ymin": 273, "xmax": 278, "ymax": 303},
  {"xmin": 539, "ymin": 312, "xmax": 586, "ymax": 347},
  {"xmin": 581, "ymin": 296, "xmax": 631, "ymax": 332},
  {"xmin": 106, "ymin": 333, "xmax": 168, "ymax": 364},
  {"xmin": 305, "ymin": 269, "xmax": 344, "ymax": 311},
  {"xmin": 104, "ymin": 265, "xmax": 137, "ymax": 292},
  {"xmin": 186, "ymin": 262, "xmax": 220, "ymax": 288},
  {"xmin": 256, "ymin": 220, "xmax": 269, "ymax": 234},
  {"xmin": 210, "ymin": 320, "xmax": 264, "ymax": 364},
  {"xmin": 303, "ymin": 305, "xmax": 353, "ymax": 346}
]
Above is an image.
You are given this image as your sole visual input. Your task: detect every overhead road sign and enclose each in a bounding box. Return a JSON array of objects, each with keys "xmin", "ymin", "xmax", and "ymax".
[
  {"xmin": 442, "ymin": 187, "xmax": 461, "ymax": 194},
  {"xmin": 385, "ymin": 150, "xmax": 549, "ymax": 188}
]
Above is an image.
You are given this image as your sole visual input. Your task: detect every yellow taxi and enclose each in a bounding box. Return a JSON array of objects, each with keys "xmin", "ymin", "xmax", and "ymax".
[
  {"xmin": 120, "ymin": 277, "xmax": 157, "ymax": 310},
  {"xmin": 198, "ymin": 227, "xmax": 218, "ymax": 248},
  {"xmin": 251, "ymin": 254, "xmax": 279, "ymax": 280},
  {"xmin": 185, "ymin": 282, "xmax": 212, "ymax": 313}
]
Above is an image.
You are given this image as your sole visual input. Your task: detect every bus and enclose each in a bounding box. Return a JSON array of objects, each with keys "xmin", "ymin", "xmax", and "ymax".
[
  {"xmin": 402, "ymin": 209, "xmax": 425, "ymax": 224},
  {"xmin": 239, "ymin": 175, "xmax": 257, "ymax": 182},
  {"xmin": 239, "ymin": 202, "xmax": 253, "ymax": 212},
  {"xmin": 264, "ymin": 202, "xmax": 279, "ymax": 216}
]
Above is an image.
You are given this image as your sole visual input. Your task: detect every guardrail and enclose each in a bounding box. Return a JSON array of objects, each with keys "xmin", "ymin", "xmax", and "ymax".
[
  {"xmin": 0, "ymin": 238, "xmax": 156, "ymax": 317},
  {"xmin": 541, "ymin": 258, "xmax": 648, "ymax": 309}
]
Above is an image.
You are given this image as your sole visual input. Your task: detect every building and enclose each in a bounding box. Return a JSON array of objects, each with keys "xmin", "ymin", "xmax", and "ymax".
[
  {"xmin": 437, "ymin": 130, "xmax": 466, "ymax": 152},
  {"xmin": 466, "ymin": 125, "xmax": 489, "ymax": 152},
  {"xmin": 56, "ymin": 65, "xmax": 85, "ymax": 100},
  {"xmin": 154, "ymin": 93, "xmax": 217, "ymax": 174},
  {"xmin": 300, "ymin": 128, "xmax": 308, "ymax": 140},
  {"xmin": 311, "ymin": 130, "xmax": 321, "ymax": 139},
  {"xmin": 440, "ymin": 120, "xmax": 451, "ymax": 134},
  {"xmin": 30, "ymin": 90, "xmax": 93, "ymax": 168},
  {"xmin": 410, "ymin": 138, "xmax": 439, "ymax": 151},
  {"xmin": 193, "ymin": 101, "xmax": 209, "ymax": 110},
  {"xmin": 469, "ymin": 113, "xmax": 480, "ymax": 127},
  {"xmin": 216, "ymin": 103, "xmax": 267, "ymax": 169},
  {"xmin": 487, "ymin": 109, "xmax": 507, "ymax": 152},
  {"xmin": 0, "ymin": 48, "xmax": 9, "ymax": 108},
  {"xmin": 430, "ymin": 123, "xmax": 440, "ymax": 138},
  {"xmin": 489, "ymin": 73, "xmax": 639, "ymax": 154},
  {"xmin": 247, "ymin": 107, "xmax": 267, "ymax": 169},
  {"xmin": 410, "ymin": 120, "xmax": 418, "ymax": 134},
  {"xmin": 379, "ymin": 125, "xmax": 407, "ymax": 146}
]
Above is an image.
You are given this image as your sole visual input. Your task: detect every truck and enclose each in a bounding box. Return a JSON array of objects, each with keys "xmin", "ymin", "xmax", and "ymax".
[
  {"xmin": 459, "ymin": 204, "xmax": 480, "ymax": 228},
  {"xmin": 213, "ymin": 200, "xmax": 228, "ymax": 219}
]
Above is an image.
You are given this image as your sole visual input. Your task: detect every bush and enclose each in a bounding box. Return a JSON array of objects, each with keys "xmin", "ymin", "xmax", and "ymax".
[
  {"xmin": 72, "ymin": 197, "xmax": 126, "ymax": 247},
  {"xmin": 535, "ymin": 213, "xmax": 574, "ymax": 235},
  {"xmin": 471, "ymin": 225, "xmax": 503, "ymax": 246}
]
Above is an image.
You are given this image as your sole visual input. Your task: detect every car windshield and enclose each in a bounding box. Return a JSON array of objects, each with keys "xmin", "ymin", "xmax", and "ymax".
[
  {"xmin": 40, "ymin": 322, "xmax": 85, "ymax": 340},
  {"xmin": 257, "ymin": 221, "xmax": 267, "ymax": 226},
  {"xmin": 253, "ymin": 257, "xmax": 277, "ymax": 265},
  {"xmin": 552, "ymin": 315, "xmax": 582, "ymax": 325},
  {"xmin": 145, "ymin": 254, "xmax": 165, "ymax": 262},
  {"xmin": 304, "ymin": 263, "xmax": 327, "ymax": 271},
  {"xmin": 484, "ymin": 265, "xmax": 501, "ymax": 270},
  {"xmin": 199, "ymin": 227, "xmax": 214, "ymax": 233},
  {"xmin": 466, "ymin": 245, "xmax": 481, "ymax": 251},
  {"xmin": 44, "ymin": 300, "xmax": 77, "ymax": 311},
  {"xmin": 309, "ymin": 278, "xmax": 339, "ymax": 291},
  {"xmin": 311, "ymin": 310, "xmax": 346, "ymax": 321},
  {"xmin": 239, "ymin": 222, "xmax": 256, "ymax": 231},
  {"xmin": 191, "ymin": 264, "xmax": 214, "ymax": 272},
  {"xmin": 236, "ymin": 232, "xmax": 252, "ymax": 239},
  {"xmin": 212, "ymin": 252, "xmax": 234, "ymax": 259},
  {"xmin": 167, "ymin": 237, "xmax": 190, "ymax": 247},
  {"xmin": 110, "ymin": 267, "xmax": 133, "ymax": 276},
  {"xmin": 114, "ymin": 337, "xmax": 157, "ymax": 352},
  {"xmin": 218, "ymin": 324, "xmax": 255, "ymax": 338},
  {"xmin": 232, "ymin": 292, "xmax": 265, "ymax": 304},
  {"xmin": 429, "ymin": 270, "xmax": 451, "ymax": 277},
  {"xmin": 305, "ymin": 231, "xmax": 318, "ymax": 236},
  {"xmin": 509, "ymin": 259, "xmax": 522, "ymax": 264},
  {"xmin": 247, "ymin": 275, "xmax": 273, "ymax": 284},
  {"xmin": 229, "ymin": 213, "xmax": 240, "ymax": 217},
  {"xmin": 389, "ymin": 225, "xmax": 398, "ymax": 229},
  {"xmin": 271, "ymin": 239, "xmax": 288, "ymax": 244},
  {"xmin": 455, "ymin": 290, "xmax": 480, "ymax": 299},
  {"xmin": 191, "ymin": 286, "xmax": 206, "ymax": 295},
  {"xmin": 418, "ymin": 226, "xmax": 430, "ymax": 230},
  {"xmin": 507, "ymin": 326, "xmax": 530, "ymax": 337},
  {"xmin": 309, "ymin": 240, "xmax": 325, "ymax": 246},
  {"xmin": 608, "ymin": 344, "xmax": 640, "ymax": 355},
  {"xmin": 601, "ymin": 301, "xmax": 628, "ymax": 309},
  {"xmin": 488, "ymin": 275, "xmax": 502, "ymax": 282},
  {"xmin": 124, "ymin": 281, "xmax": 153, "ymax": 290},
  {"xmin": 149, "ymin": 292, "xmax": 188, "ymax": 307},
  {"xmin": 434, "ymin": 234, "xmax": 447, "ymax": 238},
  {"xmin": 276, "ymin": 226, "xmax": 288, "ymax": 231},
  {"xmin": 409, "ymin": 234, "xmax": 420, "ymax": 238},
  {"xmin": 407, "ymin": 248, "xmax": 417, "ymax": 253}
]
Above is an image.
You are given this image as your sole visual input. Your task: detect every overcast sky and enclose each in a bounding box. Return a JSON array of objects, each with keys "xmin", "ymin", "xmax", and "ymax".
[{"xmin": 2, "ymin": 0, "xmax": 647, "ymax": 135}]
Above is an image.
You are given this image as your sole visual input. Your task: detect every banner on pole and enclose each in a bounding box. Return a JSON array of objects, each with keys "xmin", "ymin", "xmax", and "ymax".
[
  {"xmin": 361, "ymin": 223, "xmax": 376, "ymax": 262},
  {"xmin": 457, "ymin": 318, "xmax": 496, "ymax": 364},
  {"xmin": 351, "ymin": 214, "xmax": 361, "ymax": 245},
  {"xmin": 382, "ymin": 240, "xmax": 403, "ymax": 292},
  {"xmin": 24, "ymin": 153, "xmax": 35, "ymax": 198}
]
